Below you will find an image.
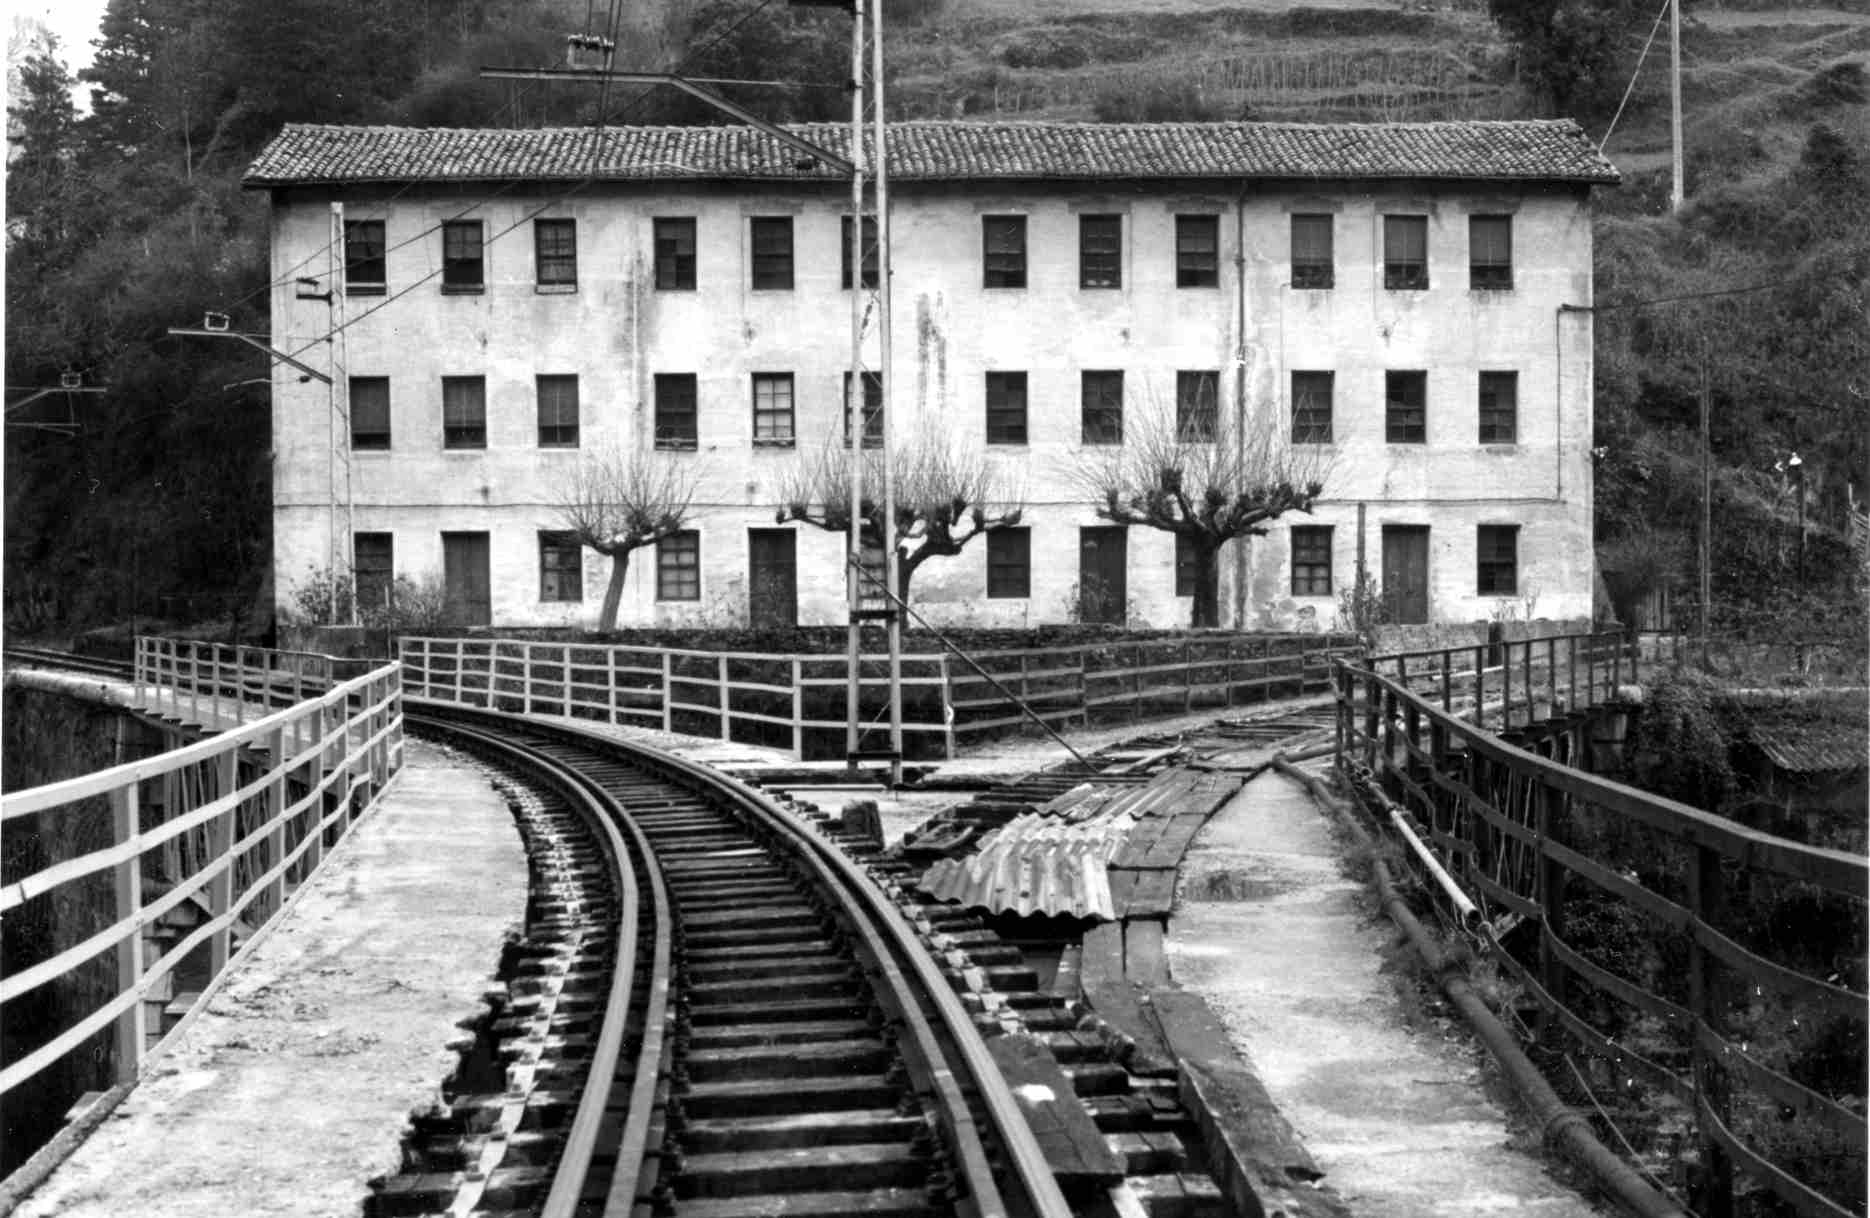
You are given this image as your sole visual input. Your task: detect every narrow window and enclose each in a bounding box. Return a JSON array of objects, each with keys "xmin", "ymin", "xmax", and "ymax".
[
  {"xmin": 539, "ymin": 532, "xmax": 583, "ymax": 602},
  {"xmin": 1291, "ymin": 371, "xmax": 1333, "ymax": 444},
  {"xmin": 750, "ymin": 216, "xmax": 793, "ymax": 290},
  {"xmin": 1477, "ymin": 525, "xmax": 1519, "ymax": 596},
  {"xmin": 1081, "ymin": 371, "xmax": 1124, "ymax": 445},
  {"xmin": 1177, "ymin": 371, "xmax": 1219, "ymax": 442},
  {"xmin": 1079, "ymin": 214, "xmax": 1121, "ymax": 289},
  {"xmin": 536, "ymin": 374, "xmax": 579, "ymax": 448},
  {"xmin": 534, "ymin": 218, "xmax": 577, "ymax": 289},
  {"xmin": 1385, "ymin": 370, "xmax": 1427, "ymax": 443},
  {"xmin": 985, "ymin": 372, "xmax": 1028, "ymax": 445},
  {"xmin": 442, "ymin": 376, "xmax": 486, "ymax": 449},
  {"xmin": 1470, "ymin": 215, "xmax": 1513, "ymax": 290},
  {"xmin": 657, "ymin": 530, "xmax": 701, "ymax": 601},
  {"xmin": 840, "ymin": 215, "xmax": 879, "ymax": 290},
  {"xmin": 442, "ymin": 220, "xmax": 484, "ymax": 292},
  {"xmin": 1384, "ymin": 215, "xmax": 1428, "ymax": 290},
  {"xmin": 1290, "ymin": 214, "xmax": 1333, "ymax": 289},
  {"xmin": 842, "ymin": 371, "xmax": 883, "ymax": 449},
  {"xmin": 654, "ymin": 217, "xmax": 696, "ymax": 290},
  {"xmin": 655, "ymin": 373, "xmax": 698, "ymax": 450},
  {"xmin": 349, "ymin": 376, "xmax": 390, "ymax": 450},
  {"xmin": 1176, "ymin": 215, "xmax": 1219, "ymax": 288},
  {"xmin": 983, "ymin": 215, "xmax": 1026, "ymax": 289},
  {"xmin": 343, "ymin": 219, "xmax": 385, "ymax": 295},
  {"xmin": 752, "ymin": 373, "xmax": 795, "ymax": 447},
  {"xmin": 1291, "ymin": 526, "xmax": 1333, "ymax": 596},
  {"xmin": 986, "ymin": 528, "xmax": 1031, "ymax": 598},
  {"xmin": 1478, "ymin": 371, "xmax": 1518, "ymax": 444},
  {"xmin": 354, "ymin": 532, "xmax": 394, "ymax": 611},
  {"xmin": 1175, "ymin": 535, "xmax": 1198, "ymax": 597}
]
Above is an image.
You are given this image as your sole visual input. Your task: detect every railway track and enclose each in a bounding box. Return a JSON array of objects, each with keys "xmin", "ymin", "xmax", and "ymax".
[{"xmin": 2, "ymin": 644, "xmax": 134, "ymax": 680}]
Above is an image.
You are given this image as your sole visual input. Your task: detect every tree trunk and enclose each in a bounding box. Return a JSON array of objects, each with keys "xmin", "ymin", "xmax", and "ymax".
[
  {"xmin": 598, "ymin": 548, "xmax": 630, "ymax": 633},
  {"xmin": 1191, "ymin": 542, "xmax": 1223, "ymax": 629}
]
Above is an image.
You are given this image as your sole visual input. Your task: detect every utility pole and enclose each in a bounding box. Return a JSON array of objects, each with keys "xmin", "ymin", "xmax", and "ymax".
[
  {"xmin": 1699, "ymin": 347, "xmax": 1711, "ymax": 639},
  {"xmin": 1670, "ymin": 0, "xmax": 1685, "ymax": 213}
]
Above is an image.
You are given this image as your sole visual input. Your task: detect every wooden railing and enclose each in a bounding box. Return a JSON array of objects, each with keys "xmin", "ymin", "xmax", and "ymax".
[
  {"xmin": 1, "ymin": 650, "xmax": 404, "ymax": 1107},
  {"xmin": 1365, "ymin": 630, "xmax": 1647, "ymax": 731},
  {"xmin": 1336, "ymin": 659, "xmax": 1867, "ymax": 1218},
  {"xmin": 134, "ymin": 637, "xmax": 380, "ymax": 727}
]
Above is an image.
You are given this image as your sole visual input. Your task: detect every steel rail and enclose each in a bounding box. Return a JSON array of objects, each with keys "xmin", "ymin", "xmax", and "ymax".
[{"xmin": 3, "ymin": 646, "xmax": 135, "ymax": 680}]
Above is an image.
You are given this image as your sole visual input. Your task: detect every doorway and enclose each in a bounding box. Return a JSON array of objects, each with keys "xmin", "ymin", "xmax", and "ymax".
[
  {"xmin": 1380, "ymin": 526, "xmax": 1430, "ymax": 625},
  {"xmin": 747, "ymin": 529, "xmax": 798, "ymax": 629},
  {"xmin": 441, "ymin": 532, "xmax": 492, "ymax": 626},
  {"xmin": 1078, "ymin": 526, "xmax": 1128, "ymax": 625}
]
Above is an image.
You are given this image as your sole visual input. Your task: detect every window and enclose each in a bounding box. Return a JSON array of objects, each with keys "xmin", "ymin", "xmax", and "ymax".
[
  {"xmin": 986, "ymin": 372, "xmax": 1028, "ymax": 445},
  {"xmin": 654, "ymin": 218, "xmax": 695, "ymax": 290},
  {"xmin": 1291, "ymin": 526, "xmax": 1333, "ymax": 596},
  {"xmin": 354, "ymin": 533, "xmax": 394, "ymax": 611},
  {"xmin": 535, "ymin": 218, "xmax": 577, "ymax": 289},
  {"xmin": 536, "ymin": 375, "xmax": 579, "ymax": 448},
  {"xmin": 349, "ymin": 376, "xmax": 390, "ymax": 450},
  {"xmin": 986, "ymin": 529, "xmax": 1030, "ymax": 598},
  {"xmin": 983, "ymin": 215, "xmax": 1026, "ymax": 289},
  {"xmin": 750, "ymin": 216, "xmax": 793, "ymax": 290},
  {"xmin": 1470, "ymin": 215, "xmax": 1513, "ymax": 290},
  {"xmin": 1177, "ymin": 371, "xmax": 1219, "ymax": 442},
  {"xmin": 1291, "ymin": 371, "xmax": 1333, "ymax": 444},
  {"xmin": 1479, "ymin": 372, "xmax": 1518, "ymax": 444},
  {"xmin": 657, "ymin": 531, "xmax": 700, "ymax": 601},
  {"xmin": 1081, "ymin": 371, "xmax": 1124, "ymax": 445},
  {"xmin": 1176, "ymin": 215, "xmax": 1219, "ymax": 288},
  {"xmin": 442, "ymin": 220, "xmax": 483, "ymax": 292},
  {"xmin": 842, "ymin": 371, "xmax": 883, "ymax": 449},
  {"xmin": 1477, "ymin": 525, "xmax": 1519, "ymax": 596},
  {"xmin": 1385, "ymin": 370, "xmax": 1426, "ymax": 443},
  {"xmin": 1291, "ymin": 214, "xmax": 1333, "ymax": 289},
  {"xmin": 1080, "ymin": 214, "xmax": 1121, "ymax": 289},
  {"xmin": 442, "ymin": 376, "xmax": 486, "ymax": 449},
  {"xmin": 752, "ymin": 373, "xmax": 794, "ymax": 447},
  {"xmin": 655, "ymin": 374, "xmax": 698, "ymax": 450},
  {"xmin": 841, "ymin": 215, "xmax": 878, "ymax": 290},
  {"xmin": 1384, "ymin": 215, "xmax": 1428, "ymax": 290},
  {"xmin": 1175, "ymin": 535, "xmax": 1198, "ymax": 597},
  {"xmin": 343, "ymin": 220, "xmax": 385, "ymax": 295},
  {"xmin": 539, "ymin": 532, "xmax": 583, "ymax": 602}
]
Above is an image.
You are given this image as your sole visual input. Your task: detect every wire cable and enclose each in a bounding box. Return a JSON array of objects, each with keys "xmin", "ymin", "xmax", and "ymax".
[{"xmin": 1598, "ymin": 0, "xmax": 1673, "ymax": 153}]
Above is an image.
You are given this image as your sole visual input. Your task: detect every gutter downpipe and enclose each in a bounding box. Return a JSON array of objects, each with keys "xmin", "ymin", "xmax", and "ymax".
[
  {"xmin": 1274, "ymin": 756, "xmax": 1688, "ymax": 1218},
  {"xmin": 1233, "ymin": 187, "xmax": 1250, "ymax": 628}
]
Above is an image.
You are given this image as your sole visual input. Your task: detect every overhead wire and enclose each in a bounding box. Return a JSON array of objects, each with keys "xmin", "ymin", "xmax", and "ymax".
[{"xmin": 1597, "ymin": 0, "xmax": 1673, "ymax": 153}]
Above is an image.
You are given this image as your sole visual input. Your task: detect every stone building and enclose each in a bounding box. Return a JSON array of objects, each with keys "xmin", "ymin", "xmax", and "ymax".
[{"xmin": 244, "ymin": 119, "xmax": 1618, "ymax": 629}]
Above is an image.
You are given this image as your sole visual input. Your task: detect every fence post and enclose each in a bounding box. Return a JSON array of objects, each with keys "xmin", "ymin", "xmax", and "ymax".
[
  {"xmin": 1687, "ymin": 841, "xmax": 1734, "ymax": 1218},
  {"xmin": 188, "ymin": 641, "xmax": 201, "ymax": 725},
  {"xmin": 1521, "ymin": 639, "xmax": 1533, "ymax": 722},
  {"xmin": 107, "ymin": 782, "xmax": 147, "ymax": 1082},
  {"xmin": 1361, "ymin": 671, "xmax": 1380, "ymax": 771},
  {"xmin": 608, "ymin": 646, "xmax": 619, "ymax": 726},
  {"xmin": 1610, "ymin": 632, "xmax": 1624, "ymax": 694},
  {"xmin": 718, "ymin": 654, "xmax": 731, "ymax": 742},
  {"xmin": 1534, "ymin": 779, "xmax": 1567, "ymax": 1041},
  {"xmin": 791, "ymin": 658, "xmax": 805, "ymax": 760},
  {"xmin": 1473, "ymin": 644, "xmax": 1486, "ymax": 731},
  {"xmin": 940, "ymin": 655, "xmax": 957, "ymax": 760},
  {"xmin": 1333, "ymin": 663, "xmax": 1347, "ymax": 770},
  {"xmin": 662, "ymin": 654, "xmax": 674, "ymax": 733},
  {"xmin": 1183, "ymin": 640, "xmax": 1193, "ymax": 714}
]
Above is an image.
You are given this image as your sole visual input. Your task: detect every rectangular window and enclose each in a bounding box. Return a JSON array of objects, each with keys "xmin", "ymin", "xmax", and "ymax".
[
  {"xmin": 349, "ymin": 376, "xmax": 390, "ymax": 450},
  {"xmin": 343, "ymin": 219, "xmax": 385, "ymax": 295},
  {"xmin": 1176, "ymin": 215, "xmax": 1219, "ymax": 288},
  {"xmin": 654, "ymin": 217, "xmax": 696, "ymax": 290},
  {"xmin": 1385, "ymin": 370, "xmax": 1426, "ymax": 444},
  {"xmin": 752, "ymin": 373, "xmax": 795, "ymax": 447},
  {"xmin": 840, "ymin": 215, "xmax": 879, "ymax": 290},
  {"xmin": 1175, "ymin": 535, "xmax": 1198, "ymax": 597},
  {"xmin": 986, "ymin": 528, "xmax": 1031, "ymax": 598},
  {"xmin": 536, "ymin": 374, "xmax": 579, "ymax": 448},
  {"xmin": 842, "ymin": 371, "xmax": 883, "ymax": 449},
  {"xmin": 1081, "ymin": 371, "xmax": 1124, "ymax": 445},
  {"xmin": 442, "ymin": 220, "xmax": 484, "ymax": 292},
  {"xmin": 1291, "ymin": 371, "xmax": 1333, "ymax": 444},
  {"xmin": 657, "ymin": 530, "xmax": 700, "ymax": 601},
  {"xmin": 442, "ymin": 376, "xmax": 486, "ymax": 449},
  {"xmin": 983, "ymin": 215, "xmax": 1026, "ymax": 289},
  {"xmin": 534, "ymin": 218, "xmax": 577, "ymax": 289},
  {"xmin": 1291, "ymin": 526, "xmax": 1333, "ymax": 596},
  {"xmin": 750, "ymin": 216, "xmax": 793, "ymax": 290},
  {"xmin": 354, "ymin": 533, "xmax": 394, "ymax": 611},
  {"xmin": 1177, "ymin": 371, "xmax": 1219, "ymax": 442},
  {"xmin": 985, "ymin": 372, "xmax": 1028, "ymax": 445},
  {"xmin": 655, "ymin": 373, "xmax": 698, "ymax": 450},
  {"xmin": 1477, "ymin": 525, "xmax": 1519, "ymax": 596},
  {"xmin": 1479, "ymin": 371, "xmax": 1518, "ymax": 444},
  {"xmin": 539, "ymin": 532, "xmax": 583, "ymax": 602},
  {"xmin": 1291, "ymin": 214, "xmax": 1333, "ymax": 289},
  {"xmin": 1079, "ymin": 214, "xmax": 1122, "ymax": 289},
  {"xmin": 1384, "ymin": 215, "xmax": 1428, "ymax": 290},
  {"xmin": 1470, "ymin": 215, "xmax": 1513, "ymax": 290}
]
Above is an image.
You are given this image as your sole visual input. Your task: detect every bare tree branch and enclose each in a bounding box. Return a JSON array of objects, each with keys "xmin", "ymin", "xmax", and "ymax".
[{"xmin": 554, "ymin": 447, "xmax": 698, "ymax": 631}]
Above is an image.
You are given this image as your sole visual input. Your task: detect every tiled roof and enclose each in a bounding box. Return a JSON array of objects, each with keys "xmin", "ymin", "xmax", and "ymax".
[
  {"xmin": 1746, "ymin": 720, "xmax": 1867, "ymax": 774},
  {"xmin": 245, "ymin": 119, "xmax": 1619, "ymax": 188}
]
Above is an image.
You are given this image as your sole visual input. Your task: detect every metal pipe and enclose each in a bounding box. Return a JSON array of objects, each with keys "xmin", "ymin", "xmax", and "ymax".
[
  {"xmin": 1387, "ymin": 806, "xmax": 1481, "ymax": 931},
  {"xmin": 871, "ymin": 0, "xmax": 902, "ymax": 785},
  {"xmin": 844, "ymin": 6, "xmax": 865, "ymax": 767}
]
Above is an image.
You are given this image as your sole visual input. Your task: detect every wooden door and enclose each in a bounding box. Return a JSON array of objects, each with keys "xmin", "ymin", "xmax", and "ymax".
[
  {"xmin": 1078, "ymin": 526, "xmax": 1128, "ymax": 625},
  {"xmin": 1381, "ymin": 526, "xmax": 1430, "ymax": 625},
  {"xmin": 747, "ymin": 529, "xmax": 798, "ymax": 629},
  {"xmin": 441, "ymin": 531, "xmax": 492, "ymax": 626}
]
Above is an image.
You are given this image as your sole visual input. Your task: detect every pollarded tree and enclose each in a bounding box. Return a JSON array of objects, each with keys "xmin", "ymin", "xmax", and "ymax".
[
  {"xmin": 1075, "ymin": 398, "xmax": 1327, "ymax": 629},
  {"xmin": 554, "ymin": 448, "xmax": 698, "ymax": 632}
]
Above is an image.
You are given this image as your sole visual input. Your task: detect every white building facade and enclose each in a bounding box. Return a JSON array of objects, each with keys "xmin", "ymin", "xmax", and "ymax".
[{"xmin": 246, "ymin": 120, "xmax": 1617, "ymax": 631}]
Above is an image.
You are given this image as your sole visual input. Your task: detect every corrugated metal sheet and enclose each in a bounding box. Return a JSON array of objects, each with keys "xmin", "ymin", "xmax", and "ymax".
[
  {"xmin": 1746, "ymin": 721, "xmax": 1867, "ymax": 774},
  {"xmin": 917, "ymin": 808, "xmax": 1138, "ymax": 920}
]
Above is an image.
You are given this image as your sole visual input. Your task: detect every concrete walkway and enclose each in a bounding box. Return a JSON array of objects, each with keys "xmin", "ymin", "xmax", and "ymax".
[
  {"xmin": 12, "ymin": 738, "xmax": 525, "ymax": 1218},
  {"xmin": 1164, "ymin": 767, "xmax": 1602, "ymax": 1217}
]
